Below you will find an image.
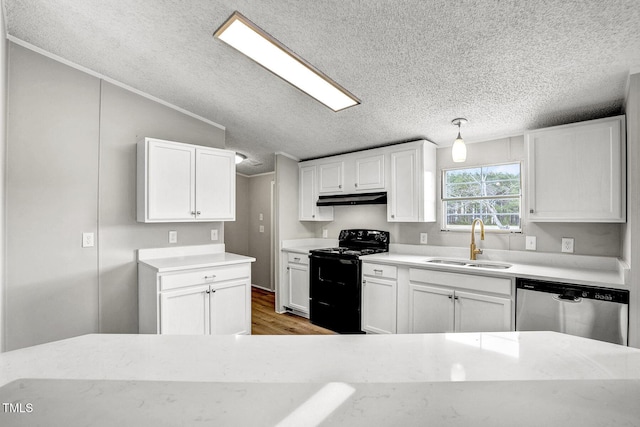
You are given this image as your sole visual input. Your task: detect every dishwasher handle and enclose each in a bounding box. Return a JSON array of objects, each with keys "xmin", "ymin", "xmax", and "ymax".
[{"xmin": 553, "ymin": 294, "xmax": 582, "ymax": 303}]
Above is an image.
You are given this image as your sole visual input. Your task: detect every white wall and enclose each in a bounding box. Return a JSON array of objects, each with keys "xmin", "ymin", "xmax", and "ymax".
[
  {"xmin": 5, "ymin": 43, "xmax": 226, "ymax": 350},
  {"xmin": 623, "ymin": 73, "xmax": 639, "ymax": 347},
  {"xmin": 0, "ymin": 5, "xmax": 7, "ymax": 352},
  {"xmin": 224, "ymin": 174, "xmax": 250, "ymax": 256}
]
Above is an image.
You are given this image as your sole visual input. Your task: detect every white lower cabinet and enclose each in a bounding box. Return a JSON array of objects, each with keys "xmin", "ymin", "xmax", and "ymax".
[
  {"xmin": 362, "ymin": 263, "xmax": 397, "ymax": 334},
  {"xmin": 407, "ymin": 268, "xmax": 513, "ymax": 333},
  {"xmin": 139, "ymin": 263, "xmax": 252, "ymax": 335},
  {"xmin": 286, "ymin": 253, "xmax": 310, "ymax": 317}
]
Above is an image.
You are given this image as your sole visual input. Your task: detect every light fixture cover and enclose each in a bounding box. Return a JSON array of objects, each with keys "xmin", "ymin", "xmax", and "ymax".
[
  {"xmin": 451, "ymin": 118, "xmax": 468, "ymax": 163},
  {"xmin": 235, "ymin": 153, "xmax": 247, "ymax": 164},
  {"xmin": 214, "ymin": 11, "xmax": 360, "ymax": 112}
]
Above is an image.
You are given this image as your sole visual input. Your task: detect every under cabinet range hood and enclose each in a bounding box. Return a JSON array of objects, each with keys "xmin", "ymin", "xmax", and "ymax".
[{"xmin": 316, "ymin": 192, "xmax": 387, "ymax": 206}]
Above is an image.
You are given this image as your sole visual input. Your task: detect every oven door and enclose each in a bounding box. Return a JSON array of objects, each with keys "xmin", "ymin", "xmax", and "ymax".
[{"xmin": 309, "ymin": 254, "xmax": 362, "ymax": 334}]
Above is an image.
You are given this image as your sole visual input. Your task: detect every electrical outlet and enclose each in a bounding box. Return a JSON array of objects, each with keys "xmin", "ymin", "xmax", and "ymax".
[
  {"xmin": 525, "ymin": 236, "xmax": 537, "ymax": 251},
  {"xmin": 210, "ymin": 229, "xmax": 218, "ymax": 241},
  {"xmin": 420, "ymin": 233, "xmax": 428, "ymax": 244},
  {"xmin": 322, "ymin": 229, "xmax": 328, "ymax": 238},
  {"xmin": 82, "ymin": 232, "xmax": 94, "ymax": 248},
  {"xmin": 169, "ymin": 230, "xmax": 178, "ymax": 244},
  {"xmin": 561, "ymin": 237, "xmax": 574, "ymax": 253},
  {"xmin": 259, "ymin": 225, "xmax": 265, "ymax": 233}
]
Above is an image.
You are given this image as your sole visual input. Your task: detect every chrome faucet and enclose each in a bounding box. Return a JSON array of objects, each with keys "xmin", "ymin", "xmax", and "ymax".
[{"xmin": 470, "ymin": 219, "xmax": 485, "ymax": 260}]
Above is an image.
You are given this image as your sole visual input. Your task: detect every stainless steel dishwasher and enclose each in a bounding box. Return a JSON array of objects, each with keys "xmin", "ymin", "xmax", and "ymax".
[{"xmin": 516, "ymin": 278, "xmax": 629, "ymax": 345}]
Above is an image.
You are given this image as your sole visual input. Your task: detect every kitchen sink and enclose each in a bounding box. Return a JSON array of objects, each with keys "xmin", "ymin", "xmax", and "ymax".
[
  {"xmin": 425, "ymin": 258, "xmax": 512, "ymax": 270},
  {"xmin": 424, "ymin": 259, "xmax": 468, "ymax": 266},
  {"xmin": 466, "ymin": 262, "xmax": 512, "ymax": 270}
]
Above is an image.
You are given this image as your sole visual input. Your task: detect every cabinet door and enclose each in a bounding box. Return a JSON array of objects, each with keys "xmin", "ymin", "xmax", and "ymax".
[
  {"xmin": 389, "ymin": 149, "xmax": 418, "ymax": 222},
  {"xmin": 147, "ymin": 140, "xmax": 195, "ymax": 221},
  {"xmin": 195, "ymin": 148, "xmax": 235, "ymax": 221},
  {"xmin": 299, "ymin": 165, "xmax": 333, "ymax": 221},
  {"xmin": 210, "ymin": 279, "xmax": 250, "ymax": 335},
  {"xmin": 526, "ymin": 116, "xmax": 624, "ymax": 222},
  {"xmin": 355, "ymin": 154, "xmax": 385, "ymax": 191},
  {"xmin": 454, "ymin": 290, "xmax": 512, "ymax": 333},
  {"xmin": 408, "ymin": 284, "xmax": 454, "ymax": 333},
  {"xmin": 288, "ymin": 263, "xmax": 310, "ymax": 314},
  {"xmin": 160, "ymin": 285, "xmax": 209, "ymax": 335},
  {"xmin": 318, "ymin": 162, "xmax": 344, "ymax": 194},
  {"xmin": 362, "ymin": 276, "xmax": 397, "ymax": 334}
]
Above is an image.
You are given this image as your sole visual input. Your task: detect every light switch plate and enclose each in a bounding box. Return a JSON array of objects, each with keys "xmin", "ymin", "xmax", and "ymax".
[
  {"xmin": 82, "ymin": 232, "xmax": 94, "ymax": 248},
  {"xmin": 259, "ymin": 213, "xmax": 264, "ymax": 221},
  {"xmin": 420, "ymin": 233, "xmax": 428, "ymax": 244},
  {"xmin": 169, "ymin": 230, "xmax": 177, "ymax": 244},
  {"xmin": 210, "ymin": 229, "xmax": 218, "ymax": 241},
  {"xmin": 525, "ymin": 236, "xmax": 537, "ymax": 251},
  {"xmin": 561, "ymin": 237, "xmax": 574, "ymax": 253},
  {"xmin": 259, "ymin": 225, "xmax": 264, "ymax": 233}
]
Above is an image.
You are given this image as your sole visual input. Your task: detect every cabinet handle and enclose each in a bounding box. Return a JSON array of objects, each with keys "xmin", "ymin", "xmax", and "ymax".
[
  {"xmin": 204, "ymin": 275, "xmax": 216, "ymax": 280},
  {"xmin": 196, "ymin": 211, "xmax": 201, "ymax": 215},
  {"xmin": 448, "ymin": 295, "xmax": 453, "ymax": 299},
  {"xmin": 373, "ymin": 269, "xmax": 383, "ymax": 275},
  {"xmin": 294, "ymin": 257, "xmax": 301, "ymax": 262},
  {"xmin": 287, "ymin": 267, "xmax": 290, "ymax": 271},
  {"xmin": 391, "ymin": 214, "xmax": 395, "ymax": 219},
  {"xmin": 363, "ymin": 280, "xmax": 367, "ymax": 285},
  {"xmin": 206, "ymin": 290, "xmax": 210, "ymax": 294},
  {"xmin": 454, "ymin": 296, "xmax": 459, "ymax": 300},
  {"xmin": 529, "ymin": 209, "xmax": 534, "ymax": 214},
  {"xmin": 339, "ymin": 185, "xmax": 342, "ymax": 189},
  {"xmin": 191, "ymin": 211, "xmax": 196, "ymax": 216},
  {"xmin": 312, "ymin": 214, "xmax": 316, "ymax": 218},
  {"xmin": 355, "ymin": 183, "xmax": 358, "ymax": 188}
]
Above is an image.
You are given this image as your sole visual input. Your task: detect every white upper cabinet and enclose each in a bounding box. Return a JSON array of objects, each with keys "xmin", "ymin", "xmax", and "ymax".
[
  {"xmin": 298, "ymin": 140, "xmax": 436, "ymax": 223},
  {"xmin": 317, "ymin": 161, "xmax": 344, "ymax": 194},
  {"xmin": 388, "ymin": 141, "xmax": 437, "ymax": 222},
  {"xmin": 299, "ymin": 165, "xmax": 334, "ymax": 221},
  {"xmin": 355, "ymin": 154, "xmax": 385, "ymax": 191},
  {"xmin": 137, "ymin": 137, "xmax": 236, "ymax": 222},
  {"xmin": 525, "ymin": 116, "xmax": 625, "ymax": 222}
]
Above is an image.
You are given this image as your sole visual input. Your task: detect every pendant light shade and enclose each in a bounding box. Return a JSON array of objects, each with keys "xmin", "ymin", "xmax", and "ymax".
[
  {"xmin": 451, "ymin": 118, "xmax": 468, "ymax": 162},
  {"xmin": 235, "ymin": 153, "xmax": 247, "ymax": 164}
]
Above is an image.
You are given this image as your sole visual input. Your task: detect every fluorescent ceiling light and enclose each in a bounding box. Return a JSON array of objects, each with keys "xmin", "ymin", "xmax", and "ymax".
[{"xmin": 214, "ymin": 11, "xmax": 360, "ymax": 112}]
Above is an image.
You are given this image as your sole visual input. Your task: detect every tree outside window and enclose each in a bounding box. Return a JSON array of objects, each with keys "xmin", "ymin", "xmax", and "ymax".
[{"xmin": 442, "ymin": 163, "xmax": 522, "ymax": 231}]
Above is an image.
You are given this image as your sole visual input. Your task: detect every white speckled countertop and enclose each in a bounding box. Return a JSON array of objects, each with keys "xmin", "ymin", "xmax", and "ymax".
[
  {"xmin": 1, "ymin": 332, "xmax": 639, "ymax": 425},
  {"xmin": 137, "ymin": 243, "xmax": 255, "ymax": 272},
  {"xmin": 361, "ymin": 252, "xmax": 626, "ymax": 288}
]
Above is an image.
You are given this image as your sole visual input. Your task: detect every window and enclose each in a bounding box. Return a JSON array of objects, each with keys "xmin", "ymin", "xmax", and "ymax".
[{"xmin": 442, "ymin": 163, "xmax": 522, "ymax": 231}]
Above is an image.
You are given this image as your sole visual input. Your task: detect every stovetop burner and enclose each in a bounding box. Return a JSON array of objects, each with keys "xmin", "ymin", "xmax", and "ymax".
[{"xmin": 310, "ymin": 229, "xmax": 390, "ymax": 260}]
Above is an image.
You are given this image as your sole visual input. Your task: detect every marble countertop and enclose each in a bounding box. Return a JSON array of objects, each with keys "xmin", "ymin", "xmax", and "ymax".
[
  {"xmin": 361, "ymin": 252, "xmax": 626, "ymax": 288},
  {"xmin": 2, "ymin": 378, "xmax": 639, "ymax": 426},
  {"xmin": 136, "ymin": 244, "xmax": 255, "ymax": 272},
  {"xmin": 138, "ymin": 252, "xmax": 255, "ymax": 273},
  {"xmin": 1, "ymin": 332, "xmax": 639, "ymax": 425},
  {"xmin": 1, "ymin": 332, "xmax": 639, "ymax": 386}
]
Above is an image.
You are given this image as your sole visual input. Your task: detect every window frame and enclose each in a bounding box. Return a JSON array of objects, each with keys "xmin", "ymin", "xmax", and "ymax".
[{"xmin": 441, "ymin": 161, "xmax": 523, "ymax": 233}]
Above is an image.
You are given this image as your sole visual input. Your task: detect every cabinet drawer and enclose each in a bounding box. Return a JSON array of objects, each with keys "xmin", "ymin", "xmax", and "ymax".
[
  {"xmin": 363, "ymin": 263, "xmax": 397, "ymax": 279},
  {"xmin": 409, "ymin": 268, "xmax": 511, "ymax": 296},
  {"xmin": 160, "ymin": 264, "xmax": 251, "ymax": 291},
  {"xmin": 287, "ymin": 252, "xmax": 309, "ymax": 265}
]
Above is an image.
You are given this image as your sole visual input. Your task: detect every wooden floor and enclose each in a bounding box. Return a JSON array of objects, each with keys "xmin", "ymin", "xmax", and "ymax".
[{"xmin": 251, "ymin": 287, "xmax": 335, "ymax": 335}]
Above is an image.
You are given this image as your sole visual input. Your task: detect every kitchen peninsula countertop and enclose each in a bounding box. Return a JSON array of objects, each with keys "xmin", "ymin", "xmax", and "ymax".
[{"xmin": 0, "ymin": 332, "xmax": 639, "ymax": 425}]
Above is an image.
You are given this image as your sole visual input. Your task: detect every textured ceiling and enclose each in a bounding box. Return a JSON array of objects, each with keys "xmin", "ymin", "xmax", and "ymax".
[{"xmin": 4, "ymin": 0, "xmax": 640, "ymax": 174}]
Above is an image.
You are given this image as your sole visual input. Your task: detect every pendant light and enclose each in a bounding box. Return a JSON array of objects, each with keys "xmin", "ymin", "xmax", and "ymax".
[
  {"xmin": 235, "ymin": 153, "xmax": 247, "ymax": 164},
  {"xmin": 451, "ymin": 118, "xmax": 468, "ymax": 163}
]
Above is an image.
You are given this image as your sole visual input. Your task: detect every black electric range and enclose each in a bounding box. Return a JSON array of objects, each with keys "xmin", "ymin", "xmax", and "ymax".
[{"xmin": 309, "ymin": 229, "xmax": 389, "ymax": 333}]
